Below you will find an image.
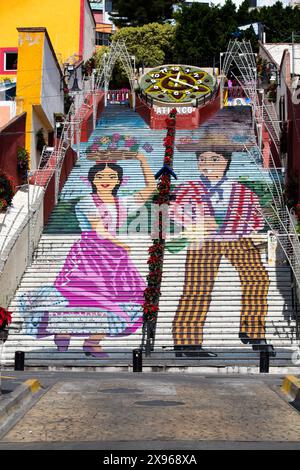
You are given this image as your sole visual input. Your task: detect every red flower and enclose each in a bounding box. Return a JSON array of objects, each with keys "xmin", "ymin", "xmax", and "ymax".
[
  {"xmin": 165, "ymin": 117, "xmax": 176, "ymax": 127},
  {"xmin": 164, "ymin": 136, "xmax": 174, "ymax": 147},
  {"xmin": 165, "ymin": 147, "xmax": 173, "ymax": 155},
  {"xmin": 0, "ymin": 307, "xmax": 12, "ymax": 328}
]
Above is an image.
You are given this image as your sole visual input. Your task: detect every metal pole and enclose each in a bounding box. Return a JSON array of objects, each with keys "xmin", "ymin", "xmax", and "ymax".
[
  {"xmin": 76, "ymin": 122, "xmax": 81, "ymax": 161},
  {"xmin": 0, "ymin": 340, "xmax": 4, "ymax": 395},
  {"xmin": 92, "ymin": 69, "xmax": 96, "ymax": 130},
  {"xmin": 257, "ymin": 123, "xmax": 262, "ymax": 151},
  {"xmin": 132, "ymin": 349, "xmax": 142, "ymax": 372},
  {"xmin": 259, "ymin": 348, "xmax": 270, "ymax": 373},
  {"xmin": 15, "ymin": 351, "xmax": 25, "ymax": 371},
  {"xmin": 133, "ymin": 56, "xmax": 136, "ymax": 111},
  {"xmin": 27, "ymin": 177, "xmax": 31, "ymax": 267},
  {"xmin": 292, "ymin": 31, "xmax": 295, "ymax": 78},
  {"xmin": 104, "ymin": 53, "xmax": 108, "ymax": 107},
  {"xmin": 220, "ymin": 53, "xmax": 224, "ymax": 109}
]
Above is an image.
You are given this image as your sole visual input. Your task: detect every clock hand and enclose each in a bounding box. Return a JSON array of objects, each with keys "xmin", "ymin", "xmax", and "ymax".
[
  {"xmin": 175, "ymin": 71, "xmax": 181, "ymax": 87},
  {"xmin": 169, "ymin": 77, "xmax": 199, "ymax": 90}
]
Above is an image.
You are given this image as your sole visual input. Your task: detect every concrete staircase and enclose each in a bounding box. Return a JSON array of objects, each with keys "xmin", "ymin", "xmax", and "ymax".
[{"xmin": 3, "ymin": 104, "xmax": 298, "ymax": 370}]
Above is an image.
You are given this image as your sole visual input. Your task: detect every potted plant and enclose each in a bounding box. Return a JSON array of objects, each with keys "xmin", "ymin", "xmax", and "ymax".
[
  {"xmin": 267, "ymin": 82, "xmax": 277, "ymax": 103},
  {"xmin": 64, "ymin": 93, "xmax": 74, "ymax": 114},
  {"xmin": 0, "ymin": 171, "xmax": 15, "ymax": 212},
  {"xmin": 17, "ymin": 146, "xmax": 29, "ymax": 181},
  {"xmin": 0, "ymin": 307, "xmax": 12, "ymax": 343},
  {"xmin": 36, "ymin": 128, "xmax": 47, "ymax": 154}
]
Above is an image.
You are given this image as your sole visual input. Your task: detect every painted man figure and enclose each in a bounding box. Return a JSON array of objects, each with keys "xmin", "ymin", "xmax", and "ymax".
[{"xmin": 171, "ymin": 134, "xmax": 270, "ymax": 357}]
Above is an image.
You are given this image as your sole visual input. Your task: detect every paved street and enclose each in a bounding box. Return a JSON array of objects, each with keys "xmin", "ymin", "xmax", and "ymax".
[{"xmin": 0, "ymin": 371, "xmax": 300, "ymax": 449}]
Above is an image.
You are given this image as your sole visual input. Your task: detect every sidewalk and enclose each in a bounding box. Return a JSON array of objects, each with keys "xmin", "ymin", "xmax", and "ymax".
[{"xmin": 0, "ymin": 371, "xmax": 300, "ymax": 449}]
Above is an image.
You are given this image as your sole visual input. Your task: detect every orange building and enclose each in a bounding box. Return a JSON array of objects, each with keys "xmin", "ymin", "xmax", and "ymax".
[
  {"xmin": 90, "ymin": 0, "xmax": 115, "ymax": 47},
  {"xmin": 0, "ymin": 0, "xmax": 96, "ymax": 83}
]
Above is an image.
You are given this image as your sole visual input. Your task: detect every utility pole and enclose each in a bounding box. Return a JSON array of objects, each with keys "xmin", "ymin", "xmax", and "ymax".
[{"xmin": 292, "ymin": 31, "xmax": 295, "ymax": 77}]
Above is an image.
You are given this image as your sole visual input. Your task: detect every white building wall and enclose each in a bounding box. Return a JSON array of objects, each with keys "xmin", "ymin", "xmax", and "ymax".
[
  {"xmin": 30, "ymin": 110, "xmax": 47, "ymax": 170},
  {"xmin": 84, "ymin": 0, "xmax": 95, "ymax": 62},
  {"xmin": 263, "ymin": 44, "xmax": 300, "ymax": 75},
  {"xmin": 41, "ymin": 38, "xmax": 64, "ymax": 128},
  {"xmin": 276, "ymin": 51, "xmax": 290, "ymax": 124}
]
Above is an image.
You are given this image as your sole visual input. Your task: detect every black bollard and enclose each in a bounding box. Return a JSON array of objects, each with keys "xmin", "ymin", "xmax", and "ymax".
[
  {"xmin": 15, "ymin": 351, "xmax": 25, "ymax": 371},
  {"xmin": 259, "ymin": 349, "xmax": 269, "ymax": 373},
  {"xmin": 133, "ymin": 348, "xmax": 142, "ymax": 372}
]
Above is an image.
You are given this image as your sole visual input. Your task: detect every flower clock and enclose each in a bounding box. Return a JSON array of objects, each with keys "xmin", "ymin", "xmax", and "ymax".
[{"xmin": 139, "ymin": 65, "xmax": 216, "ymax": 104}]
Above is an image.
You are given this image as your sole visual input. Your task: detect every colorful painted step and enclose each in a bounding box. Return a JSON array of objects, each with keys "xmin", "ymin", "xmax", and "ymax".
[{"xmin": 3, "ymin": 104, "xmax": 296, "ymax": 368}]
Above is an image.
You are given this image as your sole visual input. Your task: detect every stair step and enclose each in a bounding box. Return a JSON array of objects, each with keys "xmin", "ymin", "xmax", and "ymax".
[{"xmin": 5, "ymin": 104, "xmax": 295, "ymax": 367}]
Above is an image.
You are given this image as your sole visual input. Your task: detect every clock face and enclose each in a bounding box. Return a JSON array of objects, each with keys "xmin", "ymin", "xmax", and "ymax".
[{"xmin": 139, "ymin": 65, "xmax": 216, "ymax": 104}]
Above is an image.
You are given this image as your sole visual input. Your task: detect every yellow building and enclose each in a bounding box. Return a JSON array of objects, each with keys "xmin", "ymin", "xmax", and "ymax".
[
  {"xmin": 16, "ymin": 27, "xmax": 65, "ymax": 169},
  {"xmin": 0, "ymin": 0, "xmax": 95, "ymax": 82}
]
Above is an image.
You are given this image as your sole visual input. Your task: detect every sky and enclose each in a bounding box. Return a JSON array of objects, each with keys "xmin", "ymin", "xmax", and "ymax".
[{"xmin": 206, "ymin": 0, "xmax": 290, "ymax": 6}]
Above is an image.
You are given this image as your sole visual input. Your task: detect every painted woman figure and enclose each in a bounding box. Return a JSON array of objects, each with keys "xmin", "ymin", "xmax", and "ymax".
[{"xmin": 46, "ymin": 153, "xmax": 156, "ymax": 357}]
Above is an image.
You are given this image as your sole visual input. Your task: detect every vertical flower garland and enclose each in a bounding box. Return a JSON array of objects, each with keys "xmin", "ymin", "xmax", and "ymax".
[{"xmin": 143, "ymin": 108, "xmax": 177, "ymax": 325}]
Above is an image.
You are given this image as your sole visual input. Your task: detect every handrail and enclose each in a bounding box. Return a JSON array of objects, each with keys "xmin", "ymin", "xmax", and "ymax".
[{"xmin": 0, "ymin": 205, "xmax": 24, "ymax": 264}]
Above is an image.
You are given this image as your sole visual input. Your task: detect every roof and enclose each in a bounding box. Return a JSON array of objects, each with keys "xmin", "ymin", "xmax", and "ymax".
[
  {"xmin": 259, "ymin": 42, "xmax": 300, "ymax": 75},
  {"xmin": 17, "ymin": 27, "xmax": 64, "ymax": 79}
]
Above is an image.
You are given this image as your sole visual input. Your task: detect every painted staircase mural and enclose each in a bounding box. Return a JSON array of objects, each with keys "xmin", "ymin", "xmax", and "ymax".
[{"xmin": 3, "ymin": 104, "xmax": 297, "ymax": 366}]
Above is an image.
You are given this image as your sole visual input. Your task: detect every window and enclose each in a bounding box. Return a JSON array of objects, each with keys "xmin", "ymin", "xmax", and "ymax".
[
  {"xmin": 95, "ymin": 32, "xmax": 111, "ymax": 46},
  {"xmin": 279, "ymin": 96, "xmax": 286, "ymax": 124},
  {"xmin": 4, "ymin": 52, "xmax": 18, "ymax": 71}
]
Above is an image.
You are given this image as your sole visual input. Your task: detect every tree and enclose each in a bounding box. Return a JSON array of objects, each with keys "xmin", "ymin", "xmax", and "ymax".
[
  {"xmin": 95, "ymin": 0, "xmax": 300, "ymax": 84},
  {"xmin": 173, "ymin": 0, "xmax": 300, "ymax": 65},
  {"xmin": 112, "ymin": 22, "xmax": 176, "ymax": 67},
  {"xmin": 95, "ymin": 24, "xmax": 174, "ymax": 68},
  {"xmin": 110, "ymin": 0, "xmax": 182, "ymax": 27},
  {"xmin": 256, "ymin": 2, "xmax": 300, "ymax": 43},
  {"xmin": 236, "ymin": 0, "xmax": 251, "ymax": 26},
  {"xmin": 95, "ymin": 23, "xmax": 175, "ymax": 87},
  {"xmin": 173, "ymin": 1, "xmax": 238, "ymax": 65}
]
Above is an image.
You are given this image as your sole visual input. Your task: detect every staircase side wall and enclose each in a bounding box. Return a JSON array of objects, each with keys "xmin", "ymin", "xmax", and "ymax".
[{"xmin": 0, "ymin": 194, "xmax": 43, "ymax": 309}]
